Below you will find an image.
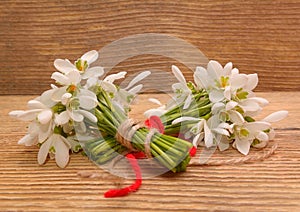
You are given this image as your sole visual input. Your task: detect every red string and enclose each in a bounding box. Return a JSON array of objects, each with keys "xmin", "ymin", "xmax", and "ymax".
[
  {"xmin": 189, "ymin": 146, "xmax": 197, "ymax": 157},
  {"xmin": 104, "ymin": 153, "xmax": 142, "ymax": 198},
  {"xmin": 144, "ymin": 116, "xmax": 164, "ymax": 134}
]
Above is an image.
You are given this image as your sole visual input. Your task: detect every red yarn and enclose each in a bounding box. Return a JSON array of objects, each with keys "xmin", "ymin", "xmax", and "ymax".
[
  {"xmin": 104, "ymin": 153, "xmax": 142, "ymax": 198},
  {"xmin": 144, "ymin": 116, "xmax": 164, "ymax": 133},
  {"xmin": 189, "ymin": 146, "xmax": 197, "ymax": 157}
]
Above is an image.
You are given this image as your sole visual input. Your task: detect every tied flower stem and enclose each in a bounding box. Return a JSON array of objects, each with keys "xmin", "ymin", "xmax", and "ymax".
[{"xmin": 84, "ymin": 86, "xmax": 193, "ymax": 173}]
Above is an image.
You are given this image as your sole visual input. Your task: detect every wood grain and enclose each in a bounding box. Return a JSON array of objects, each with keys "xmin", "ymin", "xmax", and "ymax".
[
  {"xmin": 1, "ymin": 0, "xmax": 300, "ymax": 95},
  {"xmin": 1, "ymin": 93, "xmax": 300, "ymax": 211}
]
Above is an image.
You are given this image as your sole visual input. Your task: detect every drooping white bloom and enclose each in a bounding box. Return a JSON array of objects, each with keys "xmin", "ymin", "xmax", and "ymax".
[
  {"xmin": 113, "ymin": 71, "xmax": 151, "ymax": 109},
  {"xmin": 171, "ymin": 65, "xmax": 193, "ymax": 109},
  {"xmin": 232, "ymin": 121, "xmax": 271, "ymax": 155},
  {"xmin": 54, "ymin": 50, "xmax": 104, "ymax": 83},
  {"xmin": 55, "ymin": 89, "xmax": 98, "ymax": 126},
  {"xmin": 9, "ymin": 90, "xmax": 57, "ymax": 145},
  {"xmin": 38, "ymin": 133, "xmax": 71, "ymax": 168},
  {"xmin": 195, "ymin": 60, "xmax": 253, "ymax": 103}
]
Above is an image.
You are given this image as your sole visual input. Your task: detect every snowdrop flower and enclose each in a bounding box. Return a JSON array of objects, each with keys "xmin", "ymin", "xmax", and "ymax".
[
  {"xmin": 251, "ymin": 110, "xmax": 288, "ymax": 148},
  {"xmin": 114, "ymin": 71, "xmax": 151, "ymax": 109},
  {"xmin": 38, "ymin": 130, "xmax": 71, "ymax": 168},
  {"xmin": 171, "ymin": 65, "xmax": 193, "ymax": 109},
  {"xmin": 232, "ymin": 121, "xmax": 271, "ymax": 155},
  {"xmin": 55, "ymin": 89, "xmax": 98, "ymax": 126},
  {"xmin": 9, "ymin": 90, "xmax": 57, "ymax": 145},
  {"xmin": 195, "ymin": 60, "xmax": 270, "ymax": 117},
  {"xmin": 53, "ymin": 50, "xmax": 104, "ymax": 83},
  {"xmin": 195, "ymin": 60, "xmax": 254, "ymax": 103},
  {"xmin": 172, "ymin": 116, "xmax": 229, "ymax": 149}
]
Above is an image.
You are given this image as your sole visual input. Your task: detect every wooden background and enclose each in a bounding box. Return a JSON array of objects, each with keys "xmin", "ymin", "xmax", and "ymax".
[
  {"xmin": 1, "ymin": 0, "xmax": 300, "ymax": 211},
  {"xmin": 1, "ymin": 0, "xmax": 300, "ymax": 95}
]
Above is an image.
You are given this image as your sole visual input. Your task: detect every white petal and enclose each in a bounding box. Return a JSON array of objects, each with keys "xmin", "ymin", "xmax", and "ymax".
[
  {"xmin": 27, "ymin": 100, "xmax": 47, "ymax": 109},
  {"xmin": 28, "ymin": 122, "xmax": 40, "ymax": 136},
  {"xmin": 207, "ymin": 114, "xmax": 221, "ymax": 129},
  {"xmin": 245, "ymin": 74, "xmax": 258, "ymax": 91},
  {"xmin": 66, "ymin": 70, "xmax": 81, "ymax": 85},
  {"xmin": 54, "ymin": 59, "xmax": 76, "ymax": 74},
  {"xmin": 51, "ymin": 72, "xmax": 70, "ymax": 85},
  {"xmin": 172, "ymin": 117, "xmax": 200, "ymax": 125},
  {"xmin": 183, "ymin": 94, "xmax": 193, "ymax": 109},
  {"xmin": 9, "ymin": 110, "xmax": 24, "ymax": 118},
  {"xmin": 228, "ymin": 110, "xmax": 245, "ymax": 125},
  {"xmin": 195, "ymin": 66, "xmax": 211, "ymax": 89},
  {"xmin": 104, "ymin": 72, "xmax": 127, "ymax": 83},
  {"xmin": 235, "ymin": 138, "xmax": 250, "ymax": 155},
  {"xmin": 38, "ymin": 122, "xmax": 52, "ymax": 143},
  {"xmin": 55, "ymin": 111, "xmax": 70, "ymax": 125},
  {"xmin": 82, "ymin": 66, "xmax": 104, "ymax": 79},
  {"xmin": 85, "ymin": 77, "xmax": 98, "ymax": 88},
  {"xmin": 195, "ymin": 119, "xmax": 205, "ymax": 132},
  {"xmin": 209, "ymin": 90, "xmax": 224, "ymax": 103},
  {"xmin": 99, "ymin": 81, "xmax": 117, "ymax": 93},
  {"xmin": 51, "ymin": 87, "xmax": 67, "ymax": 102},
  {"xmin": 248, "ymin": 97, "xmax": 269, "ymax": 107},
  {"xmin": 231, "ymin": 68, "xmax": 239, "ymax": 75},
  {"xmin": 211, "ymin": 102, "xmax": 225, "ymax": 114},
  {"xmin": 192, "ymin": 133, "xmax": 203, "ymax": 147},
  {"xmin": 68, "ymin": 110, "xmax": 84, "ymax": 122},
  {"xmin": 41, "ymin": 88, "xmax": 56, "ymax": 105},
  {"xmin": 226, "ymin": 101, "xmax": 238, "ymax": 111},
  {"xmin": 81, "ymin": 50, "xmax": 98, "ymax": 64},
  {"xmin": 256, "ymin": 131, "xmax": 269, "ymax": 142},
  {"xmin": 78, "ymin": 110, "xmax": 97, "ymax": 123},
  {"xmin": 79, "ymin": 96, "xmax": 97, "ymax": 110},
  {"xmin": 218, "ymin": 137, "xmax": 230, "ymax": 151},
  {"xmin": 54, "ymin": 138, "xmax": 70, "ymax": 168},
  {"xmin": 37, "ymin": 110, "xmax": 53, "ymax": 124},
  {"xmin": 75, "ymin": 121, "xmax": 87, "ymax": 133},
  {"xmin": 223, "ymin": 62, "xmax": 233, "ymax": 76},
  {"xmin": 193, "ymin": 71, "xmax": 204, "ymax": 89},
  {"xmin": 245, "ymin": 121, "xmax": 271, "ymax": 132},
  {"xmin": 172, "ymin": 65, "xmax": 186, "ymax": 84},
  {"xmin": 78, "ymin": 88, "xmax": 97, "ymax": 99},
  {"xmin": 172, "ymin": 82, "xmax": 187, "ymax": 93},
  {"xmin": 125, "ymin": 71, "xmax": 151, "ymax": 90},
  {"xmin": 61, "ymin": 93, "xmax": 72, "ymax": 105},
  {"xmin": 240, "ymin": 99, "xmax": 260, "ymax": 112},
  {"xmin": 224, "ymin": 86, "xmax": 231, "ymax": 100},
  {"xmin": 128, "ymin": 84, "xmax": 143, "ymax": 94},
  {"xmin": 143, "ymin": 108, "xmax": 166, "ymax": 118},
  {"xmin": 38, "ymin": 137, "xmax": 53, "ymax": 165},
  {"xmin": 268, "ymin": 129, "xmax": 276, "ymax": 140},
  {"xmin": 50, "ymin": 84, "xmax": 57, "ymax": 89},
  {"xmin": 230, "ymin": 74, "xmax": 248, "ymax": 89},
  {"xmin": 204, "ymin": 121, "xmax": 214, "ymax": 148},
  {"xmin": 18, "ymin": 134, "xmax": 37, "ymax": 146},
  {"xmin": 148, "ymin": 98, "xmax": 162, "ymax": 106},
  {"xmin": 207, "ymin": 60, "xmax": 223, "ymax": 80},
  {"xmin": 16, "ymin": 109, "xmax": 43, "ymax": 121},
  {"xmin": 212, "ymin": 128, "xmax": 230, "ymax": 136},
  {"xmin": 262, "ymin": 110, "xmax": 288, "ymax": 123},
  {"xmin": 218, "ymin": 122, "xmax": 231, "ymax": 129}
]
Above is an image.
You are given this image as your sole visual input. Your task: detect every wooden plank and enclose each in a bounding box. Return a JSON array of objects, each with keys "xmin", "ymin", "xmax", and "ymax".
[
  {"xmin": 0, "ymin": 93, "xmax": 299, "ymax": 211},
  {"xmin": 1, "ymin": 0, "xmax": 300, "ymax": 95}
]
